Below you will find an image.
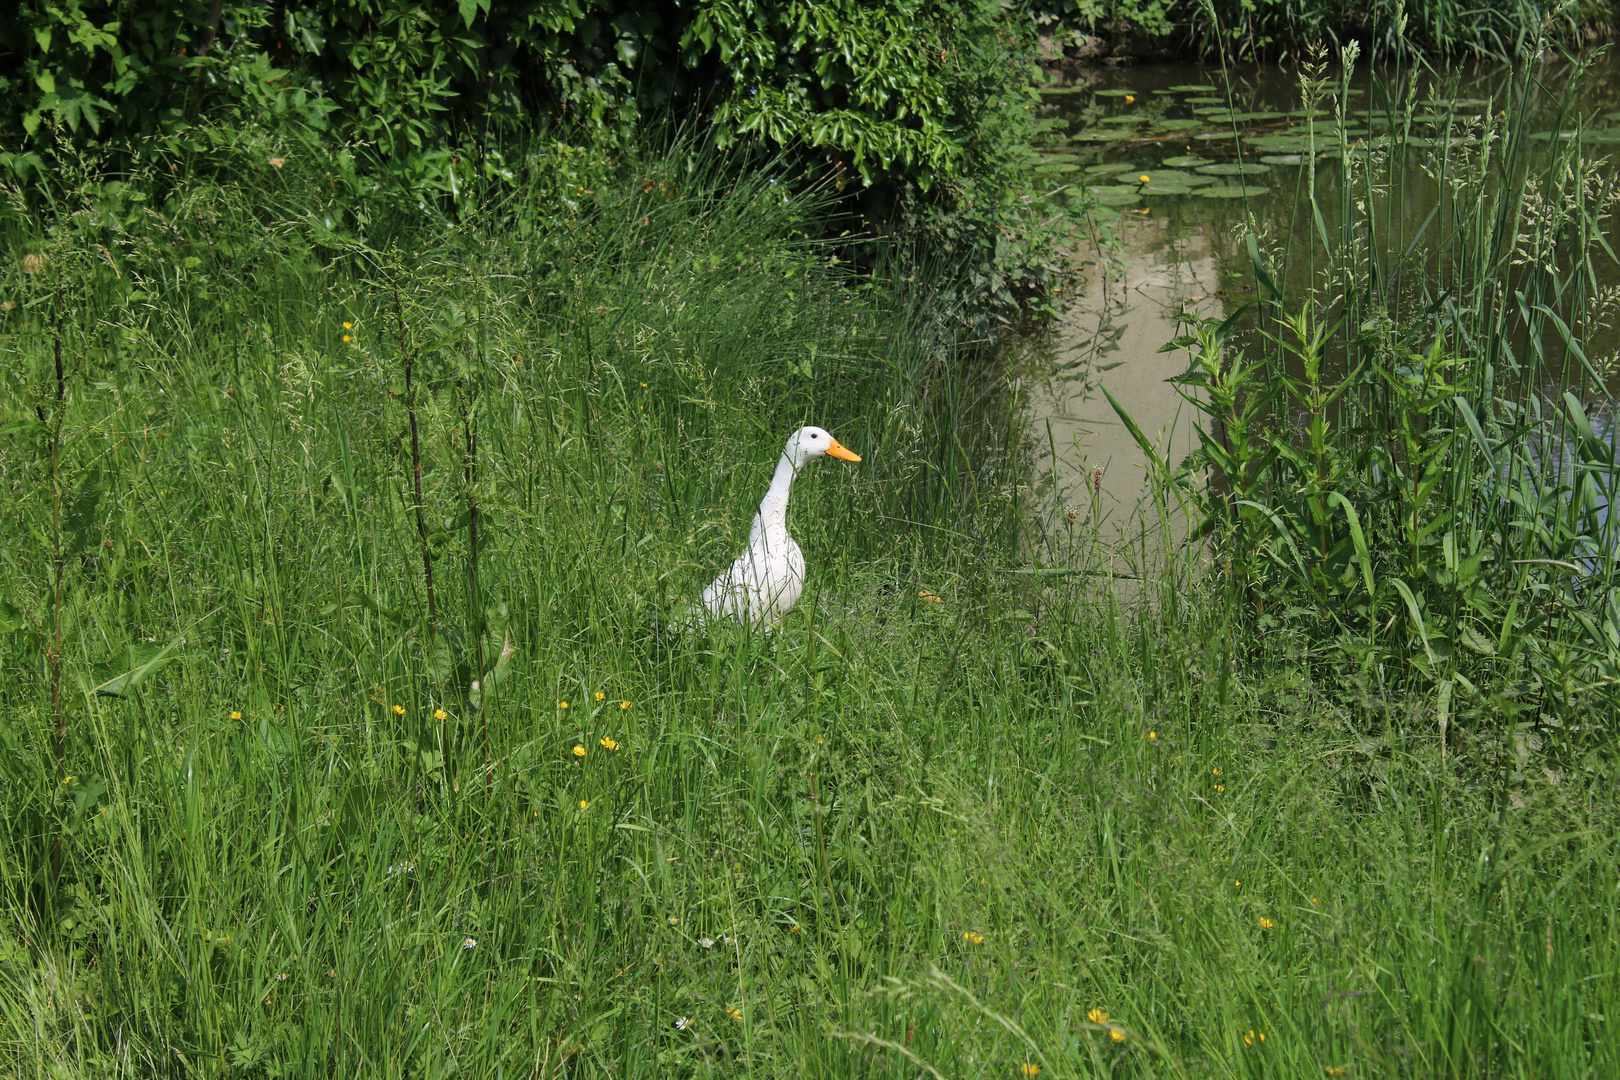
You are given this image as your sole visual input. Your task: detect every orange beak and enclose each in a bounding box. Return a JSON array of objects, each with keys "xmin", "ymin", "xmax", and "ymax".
[{"xmin": 825, "ymin": 438, "xmax": 861, "ymax": 463}]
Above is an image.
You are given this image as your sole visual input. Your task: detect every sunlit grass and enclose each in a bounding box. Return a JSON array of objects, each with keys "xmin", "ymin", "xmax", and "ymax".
[{"xmin": 0, "ymin": 134, "xmax": 1615, "ymax": 1079}]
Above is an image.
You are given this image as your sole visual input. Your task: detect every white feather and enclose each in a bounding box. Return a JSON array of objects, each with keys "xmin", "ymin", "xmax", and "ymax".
[{"xmin": 699, "ymin": 426, "xmax": 861, "ymax": 625}]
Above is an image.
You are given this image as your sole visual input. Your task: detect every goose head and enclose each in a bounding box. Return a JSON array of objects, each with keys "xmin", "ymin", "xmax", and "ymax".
[{"xmin": 784, "ymin": 426, "xmax": 862, "ymax": 469}]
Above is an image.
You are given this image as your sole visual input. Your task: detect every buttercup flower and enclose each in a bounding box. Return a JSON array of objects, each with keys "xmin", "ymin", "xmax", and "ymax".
[
  {"xmin": 620, "ymin": 701, "xmax": 631, "ymax": 711},
  {"xmin": 392, "ymin": 704, "xmax": 405, "ymax": 715},
  {"xmin": 1260, "ymin": 917, "xmax": 1275, "ymax": 929},
  {"xmin": 230, "ymin": 711, "xmax": 242, "ymax": 720},
  {"xmin": 963, "ymin": 932, "xmax": 984, "ymax": 944},
  {"xmin": 1211, "ymin": 767, "xmax": 1222, "ymax": 776},
  {"xmin": 558, "ymin": 700, "xmax": 569, "ymax": 709},
  {"xmin": 572, "ymin": 745, "xmax": 586, "ymax": 757},
  {"xmin": 1087, "ymin": 1008, "xmax": 1109, "ymax": 1024},
  {"xmin": 434, "ymin": 708, "xmax": 447, "ymax": 720},
  {"xmin": 600, "ymin": 736, "xmax": 619, "ymax": 751},
  {"xmin": 728, "ymin": 1008, "xmax": 742, "ymax": 1021},
  {"xmin": 1147, "ymin": 731, "xmax": 1157, "ymax": 741},
  {"xmin": 595, "ymin": 691, "xmax": 605, "ymax": 701},
  {"xmin": 1019, "ymin": 1065, "xmax": 1040, "ymax": 1077},
  {"xmin": 578, "ymin": 800, "xmax": 589, "ymax": 809},
  {"xmin": 1110, "ymin": 1030, "xmax": 1126, "ymax": 1043}
]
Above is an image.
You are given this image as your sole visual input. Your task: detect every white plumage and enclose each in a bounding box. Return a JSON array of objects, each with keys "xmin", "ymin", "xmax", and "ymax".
[{"xmin": 700, "ymin": 426, "xmax": 861, "ymax": 625}]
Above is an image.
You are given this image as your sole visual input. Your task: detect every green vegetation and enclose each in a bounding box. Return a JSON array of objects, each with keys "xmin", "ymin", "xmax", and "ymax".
[
  {"xmin": 0, "ymin": 0, "xmax": 1062, "ymax": 323},
  {"xmin": 1031, "ymin": 0, "xmax": 1613, "ymax": 61},
  {"xmin": 4, "ymin": 17, "xmax": 1619, "ymax": 1080}
]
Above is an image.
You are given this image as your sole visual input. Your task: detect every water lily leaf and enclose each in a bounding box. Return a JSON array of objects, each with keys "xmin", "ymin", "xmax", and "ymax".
[
  {"xmin": 1168, "ymin": 84, "xmax": 1217, "ymax": 92},
  {"xmin": 1161, "ymin": 155, "xmax": 1211, "ymax": 167},
  {"xmin": 1196, "ymin": 161, "xmax": 1271, "ymax": 176},
  {"xmin": 1258, "ymin": 154, "xmax": 1305, "ymax": 165},
  {"xmin": 1095, "ymin": 88, "xmax": 1139, "ymax": 97},
  {"xmin": 1245, "ymin": 136, "xmax": 1312, "ymax": 152},
  {"xmin": 1192, "ymin": 184, "xmax": 1257, "ymax": 198},
  {"xmin": 1085, "ymin": 161, "xmax": 1138, "ymax": 175},
  {"xmin": 1069, "ymin": 130, "xmax": 1140, "ymax": 142},
  {"xmin": 1153, "ymin": 118, "xmax": 1207, "ymax": 130},
  {"xmin": 1033, "ymin": 161, "xmax": 1081, "ymax": 174},
  {"xmin": 1089, "ymin": 187, "xmax": 1144, "ymax": 206}
]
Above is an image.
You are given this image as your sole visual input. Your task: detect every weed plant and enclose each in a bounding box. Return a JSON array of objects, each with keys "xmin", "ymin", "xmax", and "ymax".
[{"xmin": 1, "ymin": 131, "xmax": 1616, "ymax": 1080}]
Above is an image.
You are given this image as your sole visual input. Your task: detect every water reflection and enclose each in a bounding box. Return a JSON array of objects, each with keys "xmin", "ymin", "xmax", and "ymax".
[{"xmin": 1022, "ymin": 54, "xmax": 1620, "ymax": 529}]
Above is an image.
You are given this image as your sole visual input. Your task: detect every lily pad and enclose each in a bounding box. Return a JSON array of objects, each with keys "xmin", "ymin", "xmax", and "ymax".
[
  {"xmin": 1099, "ymin": 115, "xmax": 1150, "ymax": 125},
  {"xmin": 1183, "ymin": 96, "xmax": 1225, "ymax": 105},
  {"xmin": 1193, "ymin": 184, "xmax": 1259, "ymax": 198},
  {"xmin": 1095, "ymin": 88, "xmax": 1139, "ymax": 98},
  {"xmin": 1195, "ymin": 161, "xmax": 1272, "ymax": 176},
  {"xmin": 1154, "ymin": 118, "xmax": 1209, "ymax": 130},
  {"xmin": 1258, "ymin": 154, "xmax": 1305, "ymax": 165},
  {"xmin": 1245, "ymin": 136, "xmax": 1313, "ymax": 152},
  {"xmin": 1085, "ymin": 161, "xmax": 1138, "ymax": 175},
  {"xmin": 1161, "ymin": 155, "xmax": 1212, "ymax": 167},
  {"xmin": 1069, "ymin": 130, "xmax": 1141, "ymax": 143},
  {"xmin": 1033, "ymin": 161, "xmax": 1082, "ymax": 175},
  {"xmin": 1138, "ymin": 184, "xmax": 1195, "ymax": 196},
  {"xmin": 1088, "ymin": 186, "xmax": 1143, "ymax": 206},
  {"xmin": 1168, "ymin": 84, "xmax": 1218, "ymax": 92}
]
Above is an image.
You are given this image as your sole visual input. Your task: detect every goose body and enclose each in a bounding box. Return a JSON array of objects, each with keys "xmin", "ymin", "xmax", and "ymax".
[{"xmin": 700, "ymin": 426, "xmax": 861, "ymax": 625}]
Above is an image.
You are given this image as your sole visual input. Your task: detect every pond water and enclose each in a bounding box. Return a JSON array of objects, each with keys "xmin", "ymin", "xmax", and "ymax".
[{"xmin": 1021, "ymin": 53, "xmax": 1620, "ymax": 532}]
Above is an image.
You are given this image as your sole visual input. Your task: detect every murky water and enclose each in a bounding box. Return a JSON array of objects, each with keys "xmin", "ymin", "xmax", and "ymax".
[{"xmin": 1022, "ymin": 54, "xmax": 1620, "ymax": 526}]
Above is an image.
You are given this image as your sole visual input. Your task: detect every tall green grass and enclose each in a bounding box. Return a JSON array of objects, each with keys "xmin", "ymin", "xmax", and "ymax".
[{"xmin": 2, "ymin": 129, "xmax": 1616, "ymax": 1079}]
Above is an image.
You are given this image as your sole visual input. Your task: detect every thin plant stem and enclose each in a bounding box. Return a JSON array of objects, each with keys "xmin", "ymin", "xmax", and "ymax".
[{"xmin": 395, "ymin": 285, "xmax": 437, "ymax": 640}]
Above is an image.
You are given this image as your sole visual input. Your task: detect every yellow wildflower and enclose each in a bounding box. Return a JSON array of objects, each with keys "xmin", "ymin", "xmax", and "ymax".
[
  {"xmin": 595, "ymin": 691, "xmax": 605, "ymax": 701},
  {"xmin": 392, "ymin": 704, "xmax": 405, "ymax": 715},
  {"xmin": 558, "ymin": 700, "xmax": 569, "ymax": 709},
  {"xmin": 728, "ymin": 1008, "xmax": 742, "ymax": 1021},
  {"xmin": 230, "ymin": 711, "xmax": 242, "ymax": 720},
  {"xmin": 964, "ymin": 932, "xmax": 984, "ymax": 944},
  {"xmin": 620, "ymin": 701, "xmax": 631, "ymax": 710},
  {"xmin": 1138, "ymin": 174, "xmax": 1151, "ymax": 184},
  {"xmin": 1087, "ymin": 1008, "xmax": 1108, "ymax": 1023},
  {"xmin": 578, "ymin": 800, "xmax": 589, "ymax": 809},
  {"xmin": 343, "ymin": 321, "xmax": 352, "ymax": 329},
  {"xmin": 1211, "ymin": 767, "xmax": 1222, "ymax": 776},
  {"xmin": 1110, "ymin": 1030, "xmax": 1126, "ymax": 1043},
  {"xmin": 1020, "ymin": 1065, "xmax": 1040, "ymax": 1077},
  {"xmin": 572, "ymin": 745, "xmax": 586, "ymax": 757},
  {"xmin": 434, "ymin": 708, "xmax": 447, "ymax": 720},
  {"xmin": 342, "ymin": 335, "xmax": 352, "ymax": 343},
  {"xmin": 1260, "ymin": 917, "xmax": 1274, "ymax": 929}
]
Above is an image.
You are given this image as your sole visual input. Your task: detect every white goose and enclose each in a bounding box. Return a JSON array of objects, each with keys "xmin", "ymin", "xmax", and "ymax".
[{"xmin": 700, "ymin": 426, "xmax": 862, "ymax": 625}]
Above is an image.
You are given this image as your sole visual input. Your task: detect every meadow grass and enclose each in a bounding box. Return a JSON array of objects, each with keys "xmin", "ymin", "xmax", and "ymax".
[{"xmin": 1, "ymin": 136, "xmax": 1617, "ymax": 1079}]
